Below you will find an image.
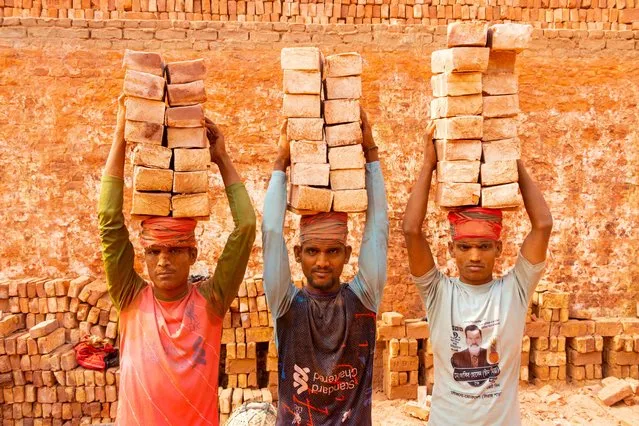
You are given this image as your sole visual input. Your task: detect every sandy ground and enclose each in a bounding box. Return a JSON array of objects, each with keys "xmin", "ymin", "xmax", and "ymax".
[{"xmin": 371, "ymin": 383, "xmax": 639, "ymax": 426}]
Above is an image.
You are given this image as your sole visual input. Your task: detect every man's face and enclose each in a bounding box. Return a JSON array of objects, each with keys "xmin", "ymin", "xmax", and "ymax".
[
  {"xmin": 448, "ymin": 239, "xmax": 502, "ymax": 285},
  {"xmin": 466, "ymin": 329, "xmax": 482, "ymax": 356},
  {"xmin": 294, "ymin": 240, "xmax": 352, "ymax": 293},
  {"xmin": 144, "ymin": 245, "xmax": 197, "ymax": 294}
]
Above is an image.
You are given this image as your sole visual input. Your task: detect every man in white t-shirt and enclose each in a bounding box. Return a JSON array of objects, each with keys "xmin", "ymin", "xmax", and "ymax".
[{"xmin": 402, "ymin": 123, "xmax": 553, "ymax": 425}]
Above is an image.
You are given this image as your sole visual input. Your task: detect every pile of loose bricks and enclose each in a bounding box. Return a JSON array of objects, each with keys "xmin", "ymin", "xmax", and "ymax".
[
  {"xmin": 0, "ymin": 277, "xmax": 119, "ymax": 424},
  {"xmin": 281, "ymin": 47, "xmax": 367, "ymax": 214},
  {"xmin": 124, "ymin": 49, "xmax": 212, "ymax": 219},
  {"xmin": 432, "ymin": 22, "xmax": 530, "ymax": 209},
  {"xmin": 1, "ymin": 1, "xmax": 636, "ymax": 30}
]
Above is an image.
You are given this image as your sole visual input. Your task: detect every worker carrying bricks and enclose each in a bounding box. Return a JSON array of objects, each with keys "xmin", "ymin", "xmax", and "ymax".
[
  {"xmin": 402, "ymin": 122, "xmax": 553, "ymax": 425},
  {"xmin": 261, "ymin": 110, "xmax": 389, "ymax": 425},
  {"xmin": 98, "ymin": 95, "xmax": 256, "ymax": 425}
]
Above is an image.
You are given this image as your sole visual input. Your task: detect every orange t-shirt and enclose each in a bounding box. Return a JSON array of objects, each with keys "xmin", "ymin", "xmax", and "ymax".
[{"xmin": 116, "ymin": 284, "xmax": 222, "ymax": 426}]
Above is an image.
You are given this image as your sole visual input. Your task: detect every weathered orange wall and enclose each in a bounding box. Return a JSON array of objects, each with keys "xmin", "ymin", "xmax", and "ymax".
[{"xmin": 0, "ymin": 21, "xmax": 638, "ymax": 318}]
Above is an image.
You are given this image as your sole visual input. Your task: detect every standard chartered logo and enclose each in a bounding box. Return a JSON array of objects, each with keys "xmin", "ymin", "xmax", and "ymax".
[{"xmin": 293, "ymin": 364, "xmax": 310, "ymax": 395}]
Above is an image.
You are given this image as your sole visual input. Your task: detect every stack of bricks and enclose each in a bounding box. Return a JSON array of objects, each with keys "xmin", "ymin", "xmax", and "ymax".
[
  {"xmin": 0, "ymin": 277, "xmax": 119, "ymax": 424},
  {"xmin": 282, "ymin": 47, "xmax": 367, "ymax": 214},
  {"xmin": 527, "ymin": 289, "xmax": 570, "ymax": 382},
  {"xmin": 124, "ymin": 49, "xmax": 212, "ymax": 219},
  {"xmin": 218, "ymin": 274, "xmax": 276, "ymax": 422},
  {"xmin": 520, "ymin": 335, "xmax": 530, "ymax": 382},
  {"xmin": 599, "ymin": 318, "xmax": 639, "ymax": 380},
  {"xmin": 218, "ymin": 386, "xmax": 274, "ymax": 425},
  {"xmin": 432, "ymin": 22, "xmax": 531, "ymax": 209},
  {"xmin": 566, "ymin": 334, "xmax": 603, "ymax": 382}
]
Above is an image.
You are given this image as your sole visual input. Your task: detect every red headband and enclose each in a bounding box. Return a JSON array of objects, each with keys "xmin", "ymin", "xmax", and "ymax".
[
  {"xmin": 299, "ymin": 212, "xmax": 348, "ymax": 245},
  {"xmin": 448, "ymin": 207, "xmax": 503, "ymax": 241},
  {"xmin": 140, "ymin": 217, "xmax": 198, "ymax": 248}
]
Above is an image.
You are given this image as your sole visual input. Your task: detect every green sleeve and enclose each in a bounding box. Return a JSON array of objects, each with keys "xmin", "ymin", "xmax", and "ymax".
[
  {"xmin": 98, "ymin": 176, "xmax": 146, "ymax": 311},
  {"xmin": 198, "ymin": 182, "xmax": 256, "ymax": 317}
]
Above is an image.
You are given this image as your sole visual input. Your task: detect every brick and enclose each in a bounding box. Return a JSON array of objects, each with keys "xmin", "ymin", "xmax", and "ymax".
[
  {"xmin": 399, "ymin": 338, "xmax": 409, "ymax": 356},
  {"xmin": 482, "ymin": 138, "xmax": 521, "ymax": 162},
  {"xmin": 167, "ymin": 127, "xmax": 208, "ymax": 149},
  {"xmin": 283, "ymin": 70, "xmax": 321, "ymax": 95},
  {"xmin": 568, "ymin": 364, "xmax": 586, "ymax": 380},
  {"xmin": 0, "ymin": 314, "xmax": 25, "ymax": 338},
  {"xmin": 291, "ymin": 163, "xmax": 330, "ymax": 187},
  {"xmin": 173, "ymin": 171, "xmax": 208, "ymax": 194},
  {"xmin": 122, "ymin": 49, "xmax": 164, "ymax": 76},
  {"xmin": 598, "ymin": 380, "xmax": 633, "ymax": 406},
  {"xmin": 37, "ymin": 328, "xmax": 65, "ymax": 354},
  {"xmin": 324, "ymin": 52, "xmax": 363, "ymax": 77},
  {"xmin": 621, "ymin": 318, "xmax": 639, "ymax": 334},
  {"xmin": 569, "ymin": 336, "xmax": 595, "ymax": 353},
  {"xmin": 488, "ymin": 23, "xmax": 533, "ymax": 52},
  {"xmin": 123, "ymin": 69, "xmax": 165, "ymax": 101},
  {"xmin": 561, "ymin": 320, "xmax": 595, "ymax": 337},
  {"xmin": 567, "ymin": 348, "xmax": 602, "ymax": 366},
  {"xmin": 166, "ymin": 59, "xmax": 206, "ymax": 84},
  {"xmin": 436, "ymin": 182, "xmax": 481, "ymax": 207},
  {"xmin": 282, "ymin": 94, "xmax": 321, "ymax": 118},
  {"xmin": 167, "ymin": 80, "xmax": 207, "ymax": 107},
  {"xmin": 482, "ymin": 73, "xmax": 518, "ymax": 96},
  {"xmin": 131, "ymin": 192, "xmax": 171, "ymax": 216},
  {"xmin": 482, "ymin": 95, "xmax": 519, "ymax": 118},
  {"xmin": 330, "ymin": 168, "xmax": 366, "ymax": 190},
  {"xmin": 325, "ymin": 122, "xmax": 363, "ymax": 147},
  {"xmin": 173, "ymin": 148, "xmax": 210, "ymax": 171},
  {"xmin": 333, "ymin": 189, "xmax": 368, "ymax": 212},
  {"xmin": 447, "ymin": 21, "xmax": 488, "ymax": 47},
  {"xmin": 482, "ymin": 117, "xmax": 517, "ymax": 141},
  {"xmin": 431, "ymin": 47, "xmax": 490, "ymax": 74},
  {"xmin": 606, "ymin": 350, "xmax": 639, "ymax": 366},
  {"xmin": 165, "ymin": 104, "xmax": 205, "ymax": 128},
  {"xmin": 486, "ymin": 51, "xmax": 517, "ymax": 74},
  {"xmin": 324, "ymin": 99, "xmax": 360, "ymax": 125},
  {"xmin": 133, "ymin": 166, "xmax": 173, "ymax": 192},
  {"xmin": 287, "ymin": 118, "xmax": 324, "ymax": 141},
  {"xmin": 481, "ymin": 183, "xmax": 522, "ymax": 208},
  {"xmin": 280, "ymin": 47, "xmax": 321, "ymax": 71},
  {"xmin": 405, "ymin": 320, "xmax": 429, "ymax": 339},
  {"xmin": 377, "ymin": 323, "xmax": 406, "ymax": 340},
  {"xmin": 132, "ymin": 144, "xmax": 172, "ymax": 169},
  {"xmin": 480, "ymin": 160, "xmax": 518, "ymax": 186},
  {"xmin": 245, "ymin": 327, "xmax": 273, "ymax": 343},
  {"xmin": 435, "ymin": 139, "xmax": 482, "ymax": 161},
  {"xmin": 595, "ymin": 318, "xmax": 623, "ymax": 336},
  {"xmin": 532, "ymin": 350, "xmax": 566, "ymax": 366},
  {"xmin": 386, "ymin": 354, "xmax": 419, "ymax": 372},
  {"xmin": 225, "ymin": 358, "xmax": 257, "ymax": 374},
  {"xmin": 124, "ymin": 120, "xmax": 164, "ymax": 145},
  {"xmin": 67, "ymin": 277, "xmax": 93, "ymax": 299},
  {"xmin": 29, "ymin": 320, "xmax": 58, "ymax": 339},
  {"xmin": 325, "ymin": 76, "xmax": 362, "ymax": 100},
  {"xmin": 437, "ymin": 160, "xmax": 480, "ymax": 183},
  {"xmin": 172, "ymin": 193, "xmax": 210, "ymax": 217},
  {"xmin": 328, "ymin": 145, "xmax": 365, "ymax": 170},
  {"xmin": 435, "ymin": 116, "xmax": 483, "ymax": 140},
  {"xmin": 125, "ymin": 97, "xmax": 166, "ymax": 124},
  {"xmin": 430, "ymin": 94, "xmax": 482, "ymax": 119},
  {"xmin": 431, "ymin": 72, "xmax": 482, "ymax": 97},
  {"xmin": 290, "ymin": 140, "xmax": 327, "ymax": 164}
]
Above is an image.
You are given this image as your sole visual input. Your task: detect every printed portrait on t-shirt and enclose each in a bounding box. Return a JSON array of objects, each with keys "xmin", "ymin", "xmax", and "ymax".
[{"xmin": 450, "ymin": 323, "xmax": 501, "ymax": 387}]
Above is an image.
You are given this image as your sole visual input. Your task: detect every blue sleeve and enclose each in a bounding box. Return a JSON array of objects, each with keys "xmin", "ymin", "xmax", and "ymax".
[
  {"xmin": 262, "ymin": 171, "xmax": 298, "ymax": 321},
  {"xmin": 349, "ymin": 161, "xmax": 390, "ymax": 313}
]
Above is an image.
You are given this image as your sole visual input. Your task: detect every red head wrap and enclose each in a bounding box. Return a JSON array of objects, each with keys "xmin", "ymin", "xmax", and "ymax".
[
  {"xmin": 299, "ymin": 212, "xmax": 348, "ymax": 245},
  {"xmin": 448, "ymin": 207, "xmax": 503, "ymax": 241},
  {"xmin": 140, "ymin": 217, "xmax": 198, "ymax": 248}
]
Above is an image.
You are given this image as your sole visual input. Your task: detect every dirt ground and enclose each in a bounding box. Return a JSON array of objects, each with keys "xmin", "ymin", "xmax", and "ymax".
[{"xmin": 370, "ymin": 383, "xmax": 639, "ymax": 425}]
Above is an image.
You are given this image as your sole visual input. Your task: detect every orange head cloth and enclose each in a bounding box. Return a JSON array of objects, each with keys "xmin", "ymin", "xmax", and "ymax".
[
  {"xmin": 448, "ymin": 207, "xmax": 503, "ymax": 241},
  {"xmin": 140, "ymin": 217, "xmax": 198, "ymax": 248},
  {"xmin": 299, "ymin": 212, "xmax": 348, "ymax": 245}
]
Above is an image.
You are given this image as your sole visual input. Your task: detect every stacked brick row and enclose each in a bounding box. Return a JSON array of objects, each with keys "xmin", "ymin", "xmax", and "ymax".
[
  {"xmin": 0, "ymin": 278, "xmax": 119, "ymax": 424},
  {"xmin": 432, "ymin": 22, "xmax": 530, "ymax": 209},
  {"xmin": 1, "ymin": 1, "xmax": 636, "ymax": 31},
  {"xmin": 598, "ymin": 318, "xmax": 639, "ymax": 379},
  {"xmin": 218, "ymin": 386, "xmax": 274, "ymax": 425},
  {"xmin": 282, "ymin": 47, "xmax": 367, "ymax": 214},
  {"xmin": 125, "ymin": 49, "xmax": 212, "ymax": 219},
  {"xmin": 567, "ymin": 334, "xmax": 604, "ymax": 381}
]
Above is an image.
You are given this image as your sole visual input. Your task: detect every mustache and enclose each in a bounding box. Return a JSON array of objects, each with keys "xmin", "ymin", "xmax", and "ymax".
[{"xmin": 311, "ymin": 267, "xmax": 332, "ymax": 273}]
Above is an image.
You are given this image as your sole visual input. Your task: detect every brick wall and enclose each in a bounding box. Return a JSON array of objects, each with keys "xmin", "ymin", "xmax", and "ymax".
[
  {"xmin": 0, "ymin": 0, "xmax": 638, "ymax": 30},
  {"xmin": 0, "ymin": 19, "xmax": 638, "ymax": 318}
]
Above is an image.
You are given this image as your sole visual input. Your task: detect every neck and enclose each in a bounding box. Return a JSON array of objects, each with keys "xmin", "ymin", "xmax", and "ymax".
[
  {"xmin": 459, "ymin": 275, "xmax": 494, "ymax": 286},
  {"xmin": 153, "ymin": 282, "xmax": 191, "ymax": 302},
  {"xmin": 305, "ymin": 281, "xmax": 341, "ymax": 295}
]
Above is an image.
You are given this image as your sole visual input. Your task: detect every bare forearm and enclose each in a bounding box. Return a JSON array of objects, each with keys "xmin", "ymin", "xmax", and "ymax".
[
  {"xmin": 103, "ymin": 126, "xmax": 126, "ymax": 179},
  {"xmin": 403, "ymin": 164, "xmax": 435, "ymax": 234},
  {"xmin": 518, "ymin": 161, "xmax": 552, "ymax": 230},
  {"xmin": 215, "ymin": 154, "xmax": 242, "ymax": 188}
]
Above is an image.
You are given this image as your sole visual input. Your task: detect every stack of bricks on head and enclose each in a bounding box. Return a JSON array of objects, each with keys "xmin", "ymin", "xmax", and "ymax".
[
  {"xmin": 432, "ymin": 22, "xmax": 532, "ymax": 209},
  {"xmin": 123, "ymin": 50, "xmax": 212, "ymax": 219},
  {"xmin": 281, "ymin": 47, "xmax": 368, "ymax": 215}
]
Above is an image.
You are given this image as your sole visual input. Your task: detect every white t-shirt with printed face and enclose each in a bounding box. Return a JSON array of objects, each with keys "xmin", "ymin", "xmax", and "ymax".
[{"xmin": 413, "ymin": 254, "xmax": 545, "ymax": 426}]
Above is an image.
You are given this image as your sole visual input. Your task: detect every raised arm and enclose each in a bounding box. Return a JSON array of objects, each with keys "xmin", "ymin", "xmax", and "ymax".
[
  {"xmin": 518, "ymin": 160, "xmax": 553, "ymax": 264},
  {"xmin": 402, "ymin": 122, "xmax": 437, "ymax": 277},
  {"xmin": 262, "ymin": 121, "xmax": 297, "ymax": 320},
  {"xmin": 99, "ymin": 95, "xmax": 145, "ymax": 311},
  {"xmin": 199, "ymin": 120, "xmax": 257, "ymax": 317},
  {"xmin": 350, "ymin": 109, "xmax": 389, "ymax": 312}
]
